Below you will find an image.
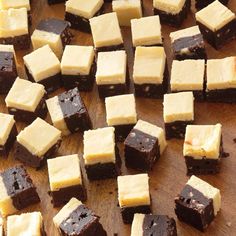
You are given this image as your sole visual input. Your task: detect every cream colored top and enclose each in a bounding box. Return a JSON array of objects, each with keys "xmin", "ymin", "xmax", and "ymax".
[
  {"xmin": 0, "ymin": 113, "xmax": 15, "ymax": 146},
  {"xmin": 0, "ymin": 44, "xmax": 14, "ymax": 52},
  {"xmin": 131, "ymin": 214, "xmax": 145, "ymax": 236},
  {"xmin": 153, "ymin": 0, "xmax": 186, "ymax": 14},
  {"xmin": 0, "ymin": 0, "xmax": 30, "ymax": 10}
]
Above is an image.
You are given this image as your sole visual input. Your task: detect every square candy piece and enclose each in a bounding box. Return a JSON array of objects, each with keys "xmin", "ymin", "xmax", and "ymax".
[
  {"xmin": 124, "ymin": 119, "xmax": 167, "ymax": 171},
  {"xmin": 118, "ymin": 174, "xmax": 151, "ymax": 224},
  {"xmin": 15, "ymin": 118, "xmax": 62, "ymax": 168},
  {"xmin": 195, "ymin": 0, "xmax": 228, "ymax": 10},
  {"xmin": 175, "ymin": 175, "xmax": 221, "ymax": 231}
]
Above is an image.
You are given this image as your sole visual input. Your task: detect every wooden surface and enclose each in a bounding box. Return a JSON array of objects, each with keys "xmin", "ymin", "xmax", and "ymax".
[{"xmin": 1, "ymin": 0, "xmax": 236, "ymax": 235}]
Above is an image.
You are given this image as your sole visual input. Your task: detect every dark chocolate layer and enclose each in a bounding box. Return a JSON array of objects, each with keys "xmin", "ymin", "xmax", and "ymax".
[
  {"xmin": 206, "ymin": 88, "xmax": 236, "ymax": 103},
  {"xmin": 48, "ymin": 0, "xmax": 65, "ymax": 5},
  {"xmin": 95, "ymin": 44, "xmax": 124, "ymax": 52},
  {"xmin": 114, "ymin": 124, "xmax": 135, "ymax": 142},
  {"xmin": 0, "ymin": 34, "xmax": 30, "ymax": 50}
]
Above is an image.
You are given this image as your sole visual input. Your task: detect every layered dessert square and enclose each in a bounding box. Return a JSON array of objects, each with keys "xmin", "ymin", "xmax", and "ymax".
[{"xmin": 195, "ymin": 0, "xmax": 229, "ymax": 10}]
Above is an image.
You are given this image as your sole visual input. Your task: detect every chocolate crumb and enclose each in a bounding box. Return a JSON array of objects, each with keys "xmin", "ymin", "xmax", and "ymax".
[
  {"xmin": 233, "ymin": 138, "xmax": 236, "ymax": 143},
  {"xmin": 114, "ymin": 234, "xmax": 118, "ymax": 236},
  {"xmin": 222, "ymin": 152, "xmax": 230, "ymax": 158},
  {"xmin": 109, "ymin": 191, "xmax": 113, "ymax": 195}
]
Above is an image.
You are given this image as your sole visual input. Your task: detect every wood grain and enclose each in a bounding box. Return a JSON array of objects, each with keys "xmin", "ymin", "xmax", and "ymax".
[{"xmin": 1, "ymin": 0, "xmax": 236, "ymax": 235}]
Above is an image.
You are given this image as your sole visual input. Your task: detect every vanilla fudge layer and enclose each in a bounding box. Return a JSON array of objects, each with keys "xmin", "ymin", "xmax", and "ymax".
[
  {"xmin": 0, "ymin": 0, "xmax": 30, "ymax": 10},
  {"xmin": 0, "ymin": 113, "xmax": 15, "ymax": 146},
  {"xmin": 131, "ymin": 214, "xmax": 145, "ymax": 236},
  {"xmin": 153, "ymin": 0, "xmax": 186, "ymax": 14},
  {"xmin": 0, "ymin": 44, "xmax": 17, "ymax": 64}
]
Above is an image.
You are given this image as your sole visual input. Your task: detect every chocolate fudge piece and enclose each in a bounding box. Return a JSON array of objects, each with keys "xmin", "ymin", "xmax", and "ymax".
[
  {"xmin": 90, "ymin": 12, "xmax": 124, "ymax": 52},
  {"xmin": 15, "ymin": 118, "xmax": 62, "ymax": 168},
  {"xmin": 61, "ymin": 45, "xmax": 95, "ymax": 91},
  {"xmin": 46, "ymin": 87, "xmax": 92, "ymax": 136},
  {"xmin": 83, "ymin": 127, "xmax": 121, "ymax": 180},
  {"xmin": 118, "ymin": 174, "xmax": 151, "ymax": 224},
  {"xmin": 5, "ymin": 78, "xmax": 47, "ymax": 122},
  {"xmin": 105, "ymin": 94, "xmax": 137, "ymax": 141},
  {"xmin": 23, "ymin": 45, "xmax": 61, "ymax": 93},
  {"xmin": 96, "ymin": 50, "xmax": 128, "ymax": 98},
  {"xmin": 53, "ymin": 198, "xmax": 107, "ymax": 236},
  {"xmin": 124, "ymin": 119, "xmax": 167, "ymax": 171},
  {"xmin": 0, "ymin": 165, "xmax": 40, "ymax": 216},
  {"xmin": 170, "ymin": 26, "xmax": 207, "ymax": 61},
  {"xmin": 184, "ymin": 124, "xmax": 223, "ymax": 175},
  {"xmin": 163, "ymin": 92, "xmax": 194, "ymax": 139},
  {"xmin": 196, "ymin": 0, "xmax": 236, "ymax": 49},
  {"xmin": 175, "ymin": 175, "xmax": 221, "ymax": 231},
  {"xmin": 48, "ymin": 0, "xmax": 65, "ymax": 5},
  {"xmin": 48, "ymin": 154, "xmax": 87, "ymax": 207},
  {"xmin": 195, "ymin": 0, "xmax": 229, "ymax": 10},
  {"xmin": 131, "ymin": 214, "xmax": 177, "ymax": 236},
  {"xmin": 133, "ymin": 46, "xmax": 168, "ymax": 98}
]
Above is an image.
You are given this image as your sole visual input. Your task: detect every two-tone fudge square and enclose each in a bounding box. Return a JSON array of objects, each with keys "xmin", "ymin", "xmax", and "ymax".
[
  {"xmin": 48, "ymin": 154, "xmax": 87, "ymax": 207},
  {"xmin": 170, "ymin": 26, "xmax": 207, "ymax": 60},
  {"xmin": 15, "ymin": 118, "xmax": 62, "ymax": 168},
  {"xmin": 0, "ymin": 165, "xmax": 40, "ymax": 216},
  {"xmin": 163, "ymin": 92, "xmax": 194, "ymax": 140},
  {"xmin": 195, "ymin": 0, "xmax": 229, "ymax": 10},
  {"xmin": 83, "ymin": 127, "xmax": 121, "ymax": 180},
  {"xmin": 133, "ymin": 46, "xmax": 168, "ymax": 98},
  {"xmin": 170, "ymin": 59, "xmax": 205, "ymax": 101},
  {"xmin": 5, "ymin": 78, "xmax": 47, "ymax": 122},
  {"xmin": 196, "ymin": 0, "xmax": 236, "ymax": 49},
  {"xmin": 131, "ymin": 214, "xmax": 177, "ymax": 236},
  {"xmin": 105, "ymin": 94, "xmax": 137, "ymax": 141},
  {"xmin": 96, "ymin": 50, "xmax": 128, "ymax": 98},
  {"xmin": 61, "ymin": 45, "xmax": 95, "ymax": 91},
  {"xmin": 90, "ymin": 12, "xmax": 124, "ymax": 52},
  {"xmin": 118, "ymin": 174, "xmax": 151, "ymax": 224},
  {"xmin": 124, "ymin": 119, "xmax": 167, "ymax": 171},
  {"xmin": 184, "ymin": 124, "xmax": 223, "ymax": 175},
  {"xmin": 153, "ymin": 0, "xmax": 191, "ymax": 27},
  {"xmin": 46, "ymin": 87, "xmax": 92, "ymax": 136},
  {"xmin": 53, "ymin": 198, "xmax": 107, "ymax": 236},
  {"xmin": 175, "ymin": 175, "xmax": 221, "ymax": 231},
  {"xmin": 0, "ymin": 8, "xmax": 30, "ymax": 50},
  {"xmin": 23, "ymin": 45, "xmax": 61, "ymax": 93}
]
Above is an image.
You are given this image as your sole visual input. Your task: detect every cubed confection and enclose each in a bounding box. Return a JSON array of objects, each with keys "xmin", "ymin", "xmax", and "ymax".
[
  {"xmin": 184, "ymin": 124, "xmax": 223, "ymax": 175},
  {"xmin": 61, "ymin": 45, "xmax": 96, "ymax": 91},
  {"xmin": 131, "ymin": 15, "xmax": 162, "ymax": 47},
  {"xmin": 65, "ymin": 0, "xmax": 104, "ymax": 32},
  {"xmin": 48, "ymin": 154, "xmax": 87, "ymax": 207},
  {"xmin": 90, "ymin": 12, "xmax": 124, "ymax": 51},
  {"xmin": 195, "ymin": 0, "xmax": 229, "ymax": 10},
  {"xmin": 0, "ymin": 165, "xmax": 40, "ymax": 216},
  {"xmin": 131, "ymin": 214, "xmax": 177, "ymax": 236},
  {"xmin": 124, "ymin": 119, "xmax": 167, "ymax": 171},
  {"xmin": 112, "ymin": 0, "xmax": 142, "ymax": 27},
  {"xmin": 83, "ymin": 127, "xmax": 121, "ymax": 180},
  {"xmin": 0, "ymin": 8, "xmax": 30, "ymax": 50},
  {"xmin": 96, "ymin": 50, "xmax": 128, "ymax": 98},
  {"xmin": 153, "ymin": 0, "xmax": 191, "ymax": 27},
  {"xmin": 170, "ymin": 59, "xmax": 205, "ymax": 100},
  {"xmin": 170, "ymin": 25, "xmax": 207, "ymax": 60},
  {"xmin": 175, "ymin": 175, "xmax": 221, "ymax": 231},
  {"xmin": 23, "ymin": 45, "xmax": 61, "ymax": 93},
  {"xmin": 46, "ymin": 87, "xmax": 92, "ymax": 136},
  {"xmin": 118, "ymin": 174, "xmax": 151, "ymax": 224},
  {"xmin": 133, "ymin": 46, "xmax": 167, "ymax": 98},
  {"xmin": 105, "ymin": 94, "xmax": 137, "ymax": 141},
  {"xmin": 163, "ymin": 92, "xmax": 194, "ymax": 139},
  {"xmin": 15, "ymin": 118, "xmax": 62, "ymax": 168},
  {"xmin": 5, "ymin": 78, "xmax": 47, "ymax": 122},
  {"xmin": 196, "ymin": 0, "xmax": 236, "ymax": 49},
  {"xmin": 31, "ymin": 18, "xmax": 72, "ymax": 58},
  {"xmin": 53, "ymin": 198, "xmax": 107, "ymax": 236}
]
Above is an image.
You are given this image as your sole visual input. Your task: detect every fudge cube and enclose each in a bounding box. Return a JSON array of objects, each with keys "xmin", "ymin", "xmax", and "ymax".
[
  {"xmin": 195, "ymin": 0, "xmax": 229, "ymax": 11},
  {"xmin": 0, "ymin": 165, "xmax": 40, "ymax": 216},
  {"xmin": 90, "ymin": 12, "xmax": 124, "ymax": 51},
  {"xmin": 131, "ymin": 15, "xmax": 162, "ymax": 47},
  {"xmin": 170, "ymin": 26, "xmax": 207, "ymax": 61},
  {"xmin": 118, "ymin": 174, "xmax": 151, "ymax": 224},
  {"xmin": 48, "ymin": 154, "xmax": 87, "ymax": 207},
  {"xmin": 163, "ymin": 92, "xmax": 194, "ymax": 139},
  {"xmin": 53, "ymin": 198, "xmax": 107, "ymax": 236},
  {"xmin": 83, "ymin": 127, "xmax": 121, "ymax": 180},
  {"xmin": 61, "ymin": 45, "xmax": 95, "ymax": 91},
  {"xmin": 184, "ymin": 124, "xmax": 223, "ymax": 175},
  {"xmin": 5, "ymin": 78, "xmax": 47, "ymax": 122},
  {"xmin": 23, "ymin": 45, "xmax": 61, "ymax": 93},
  {"xmin": 124, "ymin": 119, "xmax": 167, "ymax": 171},
  {"xmin": 175, "ymin": 175, "xmax": 221, "ymax": 231},
  {"xmin": 65, "ymin": 0, "xmax": 104, "ymax": 32},
  {"xmin": 196, "ymin": 0, "xmax": 236, "ymax": 49},
  {"xmin": 96, "ymin": 50, "xmax": 128, "ymax": 98},
  {"xmin": 46, "ymin": 87, "xmax": 92, "ymax": 136},
  {"xmin": 105, "ymin": 94, "xmax": 137, "ymax": 141},
  {"xmin": 15, "ymin": 118, "xmax": 62, "ymax": 168}
]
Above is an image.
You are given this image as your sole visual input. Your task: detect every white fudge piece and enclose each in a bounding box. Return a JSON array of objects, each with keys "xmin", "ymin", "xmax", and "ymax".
[
  {"xmin": 153, "ymin": 0, "xmax": 186, "ymax": 14},
  {"xmin": 131, "ymin": 214, "xmax": 145, "ymax": 236},
  {"xmin": 0, "ymin": 0, "xmax": 30, "ymax": 10},
  {"xmin": 0, "ymin": 113, "xmax": 15, "ymax": 146}
]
